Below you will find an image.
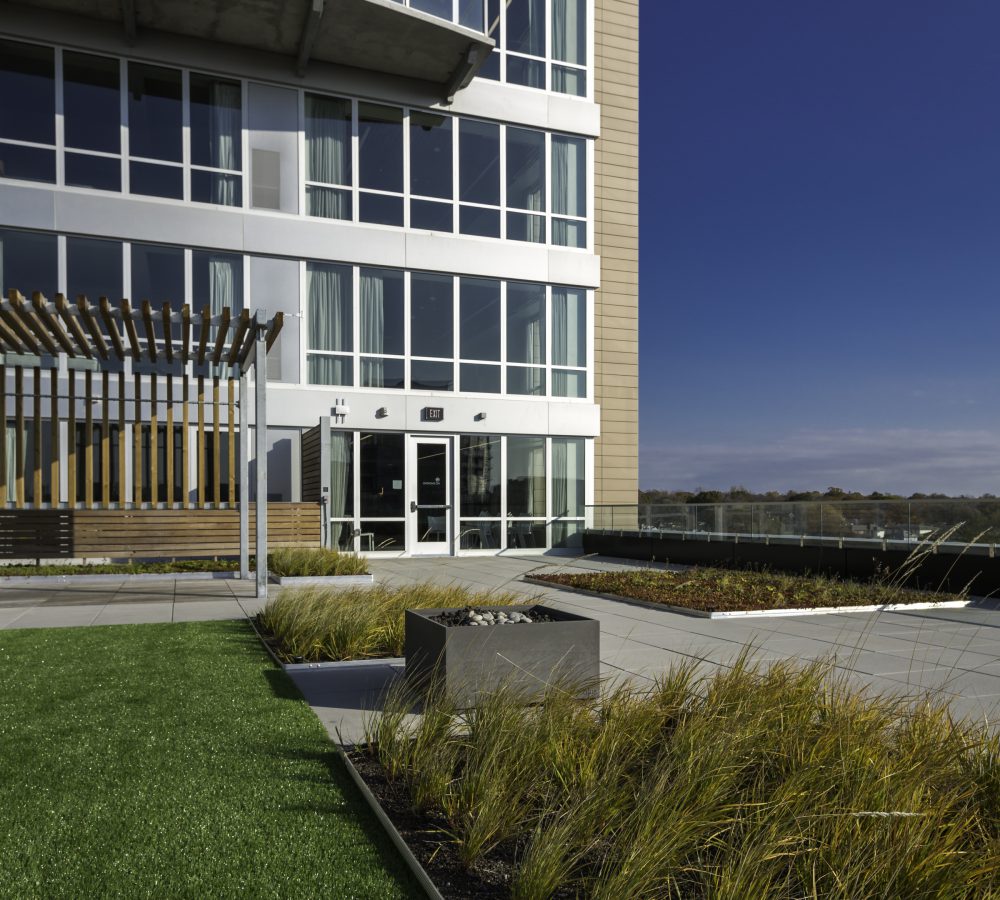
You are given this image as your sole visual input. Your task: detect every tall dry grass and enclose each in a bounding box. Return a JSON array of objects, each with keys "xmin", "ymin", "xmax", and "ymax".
[
  {"xmin": 259, "ymin": 582, "xmax": 522, "ymax": 661},
  {"xmin": 267, "ymin": 546, "xmax": 369, "ymax": 577},
  {"xmin": 364, "ymin": 652, "xmax": 1000, "ymax": 898}
]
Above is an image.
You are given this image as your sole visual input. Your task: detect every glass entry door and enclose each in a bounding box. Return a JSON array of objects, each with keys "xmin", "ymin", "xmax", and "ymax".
[{"xmin": 408, "ymin": 437, "xmax": 452, "ymax": 554}]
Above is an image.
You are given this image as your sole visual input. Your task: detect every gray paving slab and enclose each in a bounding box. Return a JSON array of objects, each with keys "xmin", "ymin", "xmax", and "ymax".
[
  {"xmin": 91, "ymin": 603, "xmax": 174, "ymax": 626},
  {"xmin": 172, "ymin": 601, "xmax": 247, "ymax": 622},
  {"xmin": 7, "ymin": 605, "xmax": 104, "ymax": 628}
]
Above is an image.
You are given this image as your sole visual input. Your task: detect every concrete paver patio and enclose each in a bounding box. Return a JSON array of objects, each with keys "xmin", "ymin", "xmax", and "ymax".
[{"xmin": 2, "ymin": 554, "xmax": 998, "ymax": 740}]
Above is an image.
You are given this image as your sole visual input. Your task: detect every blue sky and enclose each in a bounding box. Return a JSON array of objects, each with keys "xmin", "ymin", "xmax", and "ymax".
[{"xmin": 639, "ymin": 2, "xmax": 1000, "ymax": 495}]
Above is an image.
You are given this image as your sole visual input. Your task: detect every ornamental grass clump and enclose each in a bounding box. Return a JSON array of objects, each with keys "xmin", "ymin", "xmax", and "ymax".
[
  {"xmin": 363, "ymin": 652, "xmax": 1000, "ymax": 898},
  {"xmin": 267, "ymin": 546, "xmax": 369, "ymax": 577},
  {"xmin": 259, "ymin": 582, "xmax": 522, "ymax": 661}
]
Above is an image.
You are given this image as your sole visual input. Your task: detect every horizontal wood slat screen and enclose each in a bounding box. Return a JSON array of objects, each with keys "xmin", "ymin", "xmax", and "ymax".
[{"xmin": 0, "ymin": 504, "xmax": 319, "ymax": 560}]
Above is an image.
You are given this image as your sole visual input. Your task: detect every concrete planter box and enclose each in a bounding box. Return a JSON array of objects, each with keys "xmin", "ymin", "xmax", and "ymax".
[
  {"xmin": 404, "ymin": 605, "xmax": 600, "ymax": 708},
  {"xmin": 268, "ymin": 573, "xmax": 374, "ymax": 587}
]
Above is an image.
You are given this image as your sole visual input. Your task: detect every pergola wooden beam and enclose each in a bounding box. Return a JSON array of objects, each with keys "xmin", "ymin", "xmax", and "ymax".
[
  {"xmin": 211, "ymin": 307, "xmax": 231, "ymax": 365},
  {"xmin": 98, "ymin": 297, "xmax": 126, "ymax": 360},
  {"xmin": 10, "ymin": 292, "xmax": 59, "ymax": 357},
  {"xmin": 31, "ymin": 293, "xmax": 76, "ymax": 357},
  {"xmin": 77, "ymin": 297, "xmax": 109, "ymax": 360},
  {"xmin": 56, "ymin": 295, "xmax": 94, "ymax": 359},
  {"xmin": 141, "ymin": 301, "xmax": 158, "ymax": 363},
  {"xmin": 197, "ymin": 306, "xmax": 211, "ymax": 365},
  {"xmin": 181, "ymin": 305, "xmax": 192, "ymax": 363},
  {"xmin": 162, "ymin": 302, "xmax": 174, "ymax": 363},
  {"xmin": 120, "ymin": 299, "xmax": 142, "ymax": 361},
  {"xmin": 227, "ymin": 309, "xmax": 251, "ymax": 365}
]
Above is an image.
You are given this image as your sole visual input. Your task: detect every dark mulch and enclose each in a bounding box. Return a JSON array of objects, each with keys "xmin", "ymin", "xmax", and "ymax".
[{"xmin": 348, "ymin": 751, "xmax": 517, "ymax": 899}]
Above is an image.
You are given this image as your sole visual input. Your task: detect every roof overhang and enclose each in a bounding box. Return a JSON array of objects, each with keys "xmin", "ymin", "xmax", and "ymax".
[{"xmin": 7, "ymin": 0, "xmax": 493, "ymax": 99}]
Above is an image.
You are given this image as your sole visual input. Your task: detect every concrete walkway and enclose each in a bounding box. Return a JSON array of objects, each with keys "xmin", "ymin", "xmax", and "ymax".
[{"xmin": 2, "ymin": 555, "xmax": 999, "ymax": 740}]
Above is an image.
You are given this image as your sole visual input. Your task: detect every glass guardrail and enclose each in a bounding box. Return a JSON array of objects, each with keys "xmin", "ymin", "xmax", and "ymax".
[{"xmin": 585, "ymin": 500, "xmax": 1000, "ymax": 547}]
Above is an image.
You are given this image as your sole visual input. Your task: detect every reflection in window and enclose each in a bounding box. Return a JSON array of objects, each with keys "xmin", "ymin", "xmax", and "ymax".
[
  {"xmin": 67, "ymin": 236, "xmax": 122, "ymax": 301},
  {"xmin": 552, "ymin": 437, "xmax": 584, "ymax": 517},
  {"xmin": 459, "ymin": 119, "xmax": 500, "ymax": 206},
  {"xmin": 360, "ymin": 432, "xmax": 405, "ymax": 517},
  {"xmin": 190, "ymin": 74, "xmax": 242, "ymax": 206},
  {"xmin": 507, "ymin": 435, "xmax": 545, "ymax": 516},
  {"xmin": 460, "ymin": 433, "xmax": 501, "ymax": 549},
  {"xmin": 410, "ymin": 111, "xmax": 453, "ymax": 230},
  {"xmin": 0, "ymin": 229, "xmax": 58, "ymax": 298},
  {"xmin": 306, "ymin": 94, "xmax": 352, "ymax": 220},
  {"xmin": 459, "ymin": 277, "xmax": 500, "ymax": 361},
  {"xmin": 307, "ymin": 262, "xmax": 353, "ymax": 386}
]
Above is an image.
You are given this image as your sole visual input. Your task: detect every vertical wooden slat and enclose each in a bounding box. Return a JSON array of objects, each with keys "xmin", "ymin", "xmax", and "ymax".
[
  {"xmin": 50, "ymin": 369, "xmax": 59, "ymax": 506},
  {"xmin": 66, "ymin": 369, "xmax": 75, "ymax": 507},
  {"xmin": 182, "ymin": 372, "xmax": 190, "ymax": 507},
  {"xmin": 133, "ymin": 372, "xmax": 142, "ymax": 506},
  {"xmin": 166, "ymin": 374, "xmax": 174, "ymax": 506},
  {"xmin": 197, "ymin": 375, "xmax": 205, "ymax": 508},
  {"xmin": 84, "ymin": 369, "xmax": 93, "ymax": 508},
  {"xmin": 117, "ymin": 371, "xmax": 126, "ymax": 505},
  {"xmin": 212, "ymin": 375, "xmax": 220, "ymax": 506},
  {"xmin": 15, "ymin": 367, "xmax": 25, "ymax": 508},
  {"xmin": 150, "ymin": 374, "xmax": 158, "ymax": 505},
  {"xmin": 32, "ymin": 369, "xmax": 41, "ymax": 506},
  {"xmin": 101, "ymin": 371, "xmax": 110, "ymax": 507},
  {"xmin": 227, "ymin": 378, "xmax": 235, "ymax": 505},
  {"xmin": 0, "ymin": 365, "xmax": 6, "ymax": 506}
]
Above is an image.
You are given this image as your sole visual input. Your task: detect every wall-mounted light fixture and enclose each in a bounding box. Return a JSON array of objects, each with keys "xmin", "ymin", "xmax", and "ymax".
[
  {"xmin": 375, "ymin": 406, "xmax": 389, "ymax": 419},
  {"xmin": 475, "ymin": 412, "xmax": 487, "ymax": 421}
]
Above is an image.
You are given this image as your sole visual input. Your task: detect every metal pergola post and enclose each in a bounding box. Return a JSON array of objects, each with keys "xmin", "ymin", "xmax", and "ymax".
[
  {"xmin": 239, "ymin": 367, "xmax": 250, "ymax": 583},
  {"xmin": 254, "ymin": 319, "xmax": 268, "ymax": 600}
]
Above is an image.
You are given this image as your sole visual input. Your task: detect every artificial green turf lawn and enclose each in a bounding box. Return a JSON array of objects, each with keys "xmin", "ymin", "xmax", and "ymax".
[{"xmin": 0, "ymin": 620, "xmax": 419, "ymax": 899}]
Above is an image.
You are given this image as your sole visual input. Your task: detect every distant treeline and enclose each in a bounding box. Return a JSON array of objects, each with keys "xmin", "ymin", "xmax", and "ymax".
[{"xmin": 639, "ymin": 487, "xmax": 999, "ymax": 504}]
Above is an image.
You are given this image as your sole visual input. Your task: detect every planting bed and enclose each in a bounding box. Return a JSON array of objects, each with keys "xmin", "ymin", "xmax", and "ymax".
[{"xmin": 532, "ymin": 566, "xmax": 967, "ymax": 615}]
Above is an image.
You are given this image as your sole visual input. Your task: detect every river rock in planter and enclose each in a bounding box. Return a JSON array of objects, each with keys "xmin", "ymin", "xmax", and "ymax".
[{"xmin": 405, "ymin": 604, "xmax": 600, "ymax": 707}]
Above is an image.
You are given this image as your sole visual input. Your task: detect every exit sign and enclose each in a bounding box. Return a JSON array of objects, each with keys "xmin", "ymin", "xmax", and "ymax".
[{"xmin": 422, "ymin": 407, "xmax": 444, "ymax": 422}]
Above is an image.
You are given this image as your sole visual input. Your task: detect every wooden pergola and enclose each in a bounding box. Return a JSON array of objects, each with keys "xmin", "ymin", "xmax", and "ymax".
[{"xmin": 1, "ymin": 288, "xmax": 283, "ymax": 597}]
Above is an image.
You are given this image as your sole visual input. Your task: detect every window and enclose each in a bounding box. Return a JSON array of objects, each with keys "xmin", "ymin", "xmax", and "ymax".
[
  {"xmin": 67, "ymin": 237, "xmax": 123, "ymax": 301},
  {"xmin": 0, "ymin": 229, "xmax": 58, "ymax": 298},
  {"xmin": 478, "ymin": 0, "xmax": 588, "ymax": 97},
  {"xmin": 128, "ymin": 63, "xmax": 183, "ymax": 199},
  {"xmin": 0, "ymin": 40, "xmax": 55, "ymax": 184},
  {"xmin": 459, "ymin": 120, "xmax": 500, "ymax": 238},
  {"xmin": 189, "ymin": 74, "xmax": 242, "ymax": 206},
  {"xmin": 409, "ymin": 112, "xmax": 453, "ymax": 232},
  {"xmin": 506, "ymin": 282, "xmax": 546, "ymax": 395},
  {"xmin": 307, "ymin": 262, "xmax": 353, "ymax": 386},
  {"xmin": 359, "ymin": 268, "xmax": 405, "ymax": 388},
  {"xmin": 552, "ymin": 435, "xmax": 584, "ymax": 547},
  {"xmin": 131, "ymin": 244, "xmax": 184, "ymax": 304},
  {"xmin": 359, "ymin": 103, "xmax": 404, "ymax": 226},
  {"xmin": 551, "ymin": 287, "xmax": 586, "ymax": 397},
  {"xmin": 551, "ymin": 135, "xmax": 586, "ymax": 248},
  {"xmin": 506, "ymin": 127, "xmax": 546, "ymax": 242},
  {"xmin": 305, "ymin": 93, "xmax": 352, "ymax": 220},
  {"xmin": 63, "ymin": 51, "xmax": 121, "ymax": 192},
  {"xmin": 460, "ymin": 434, "xmax": 501, "ymax": 549},
  {"xmin": 507, "ymin": 435, "xmax": 546, "ymax": 546},
  {"xmin": 410, "ymin": 273, "xmax": 454, "ymax": 391}
]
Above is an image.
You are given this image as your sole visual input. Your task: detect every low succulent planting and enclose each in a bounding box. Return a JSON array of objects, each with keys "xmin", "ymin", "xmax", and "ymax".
[
  {"xmin": 259, "ymin": 583, "xmax": 523, "ymax": 662},
  {"xmin": 363, "ymin": 655, "xmax": 1000, "ymax": 898},
  {"xmin": 267, "ymin": 546, "xmax": 369, "ymax": 578},
  {"xmin": 535, "ymin": 565, "xmax": 963, "ymax": 613}
]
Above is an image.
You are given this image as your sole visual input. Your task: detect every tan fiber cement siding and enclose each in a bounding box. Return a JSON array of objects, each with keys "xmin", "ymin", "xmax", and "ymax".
[{"xmin": 594, "ymin": 0, "xmax": 639, "ymax": 508}]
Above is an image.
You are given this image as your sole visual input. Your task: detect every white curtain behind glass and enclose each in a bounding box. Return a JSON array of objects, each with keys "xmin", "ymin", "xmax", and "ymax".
[
  {"xmin": 552, "ymin": 0, "xmax": 582, "ymax": 63},
  {"xmin": 306, "ymin": 95, "xmax": 350, "ymax": 219},
  {"xmin": 329, "ymin": 431, "xmax": 351, "ymax": 520},
  {"xmin": 209, "ymin": 81, "xmax": 240, "ymax": 205},
  {"xmin": 360, "ymin": 271, "xmax": 385, "ymax": 387},
  {"xmin": 552, "ymin": 136, "xmax": 583, "ymax": 218},
  {"xmin": 209, "ymin": 257, "xmax": 235, "ymax": 316},
  {"xmin": 308, "ymin": 264, "xmax": 350, "ymax": 385},
  {"xmin": 529, "ymin": 439, "xmax": 544, "ymax": 516},
  {"xmin": 5, "ymin": 424, "xmax": 16, "ymax": 502},
  {"xmin": 552, "ymin": 288, "xmax": 583, "ymax": 367},
  {"xmin": 552, "ymin": 438, "xmax": 567, "ymax": 516}
]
